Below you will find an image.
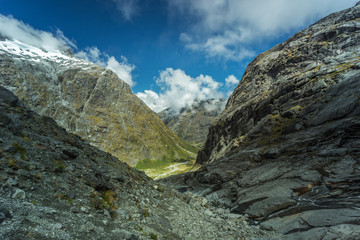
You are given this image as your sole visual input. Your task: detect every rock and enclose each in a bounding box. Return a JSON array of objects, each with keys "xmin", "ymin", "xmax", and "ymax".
[
  {"xmin": 70, "ymin": 207, "xmax": 79, "ymax": 213},
  {"xmin": 17, "ymin": 169, "xmax": 30, "ymax": 178},
  {"xmin": 6, "ymin": 178, "xmax": 18, "ymax": 186},
  {"xmin": 0, "ymin": 212, "xmax": 6, "ymax": 224},
  {"xmin": 114, "ymin": 174, "xmax": 126, "ymax": 183},
  {"xmin": 204, "ymin": 209, "xmax": 212, "ymax": 215},
  {"xmin": 164, "ymin": 3, "xmax": 360, "ymax": 238},
  {"xmin": 0, "ymin": 206, "xmax": 11, "ymax": 224},
  {"xmin": 115, "ymin": 209, "xmax": 131, "ymax": 220},
  {"xmin": 11, "ymin": 188, "xmax": 26, "ymax": 199},
  {"xmin": 201, "ymin": 197, "xmax": 208, "ymax": 207},
  {"xmin": 54, "ymin": 223, "xmax": 63, "ymax": 229},
  {"xmin": 287, "ymin": 224, "xmax": 360, "ymax": 240},
  {"xmin": 0, "ymin": 86, "xmax": 272, "ymax": 240},
  {"xmin": 245, "ymin": 197, "xmax": 296, "ymax": 219},
  {"xmin": 225, "ymin": 213, "xmax": 242, "ymax": 220},
  {"xmin": 62, "ymin": 148, "xmax": 79, "ymax": 159},
  {"xmin": 0, "ymin": 86, "xmax": 19, "ymax": 106}
]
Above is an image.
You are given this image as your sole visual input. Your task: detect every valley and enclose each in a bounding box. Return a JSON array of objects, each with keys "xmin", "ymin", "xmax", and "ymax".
[{"xmin": 1, "ymin": 2, "xmax": 360, "ymax": 240}]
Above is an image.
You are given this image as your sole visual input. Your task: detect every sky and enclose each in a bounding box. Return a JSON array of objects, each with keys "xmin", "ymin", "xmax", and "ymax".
[{"xmin": 0, "ymin": 0, "xmax": 357, "ymax": 113}]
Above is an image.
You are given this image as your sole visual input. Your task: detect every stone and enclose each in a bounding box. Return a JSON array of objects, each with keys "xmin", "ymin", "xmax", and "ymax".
[
  {"xmin": 62, "ymin": 148, "xmax": 79, "ymax": 159},
  {"xmin": 0, "ymin": 206, "xmax": 11, "ymax": 219},
  {"xmin": 0, "ymin": 212, "xmax": 6, "ymax": 224},
  {"xmin": 245, "ymin": 197, "xmax": 296, "ymax": 219},
  {"xmin": 6, "ymin": 178, "xmax": 18, "ymax": 186},
  {"xmin": 17, "ymin": 169, "xmax": 30, "ymax": 178},
  {"xmin": 11, "ymin": 188, "xmax": 26, "ymax": 199},
  {"xmin": 201, "ymin": 197, "xmax": 208, "ymax": 207},
  {"xmin": 0, "ymin": 86, "xmax": 19, "ymax": 106},
  {"xmin": 226, "ymin": 213, "xmax": 242, "ymax": 220},
  {"xmin": 114, "ymin": 174, "xmax": 126, "ymax": 183},
  {"xmin": 204, "ymin": 209, "xmax": 213, "ymax": 216},
  {"xmin": 115, "ymin": 209, "xmax": 131, "ymax": 220},
  {"xmin": 54, "ymin": 223, "xmax": 63, "ymax": 229}
]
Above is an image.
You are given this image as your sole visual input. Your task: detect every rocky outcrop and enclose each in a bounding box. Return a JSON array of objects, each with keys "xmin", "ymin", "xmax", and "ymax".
[
  {"xmin": 0, "ymin": 86, "xmax": 280, "ymax": 239},
  {"xmin": 163, "ymin": 3, "xmax": 360, "ymax": 239},
  {"xmin": 158, "ymin": 99, "xmax": 226, "ymax": 145},
  {"xmin": 0, "ymin": 40, "xmax": 196, "ymax": 166}
]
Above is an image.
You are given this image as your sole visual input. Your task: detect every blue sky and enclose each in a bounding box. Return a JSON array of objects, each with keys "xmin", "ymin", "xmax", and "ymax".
[{"xmin": 0, "ymin": 0, "xmax": 357, "ymax": 112}]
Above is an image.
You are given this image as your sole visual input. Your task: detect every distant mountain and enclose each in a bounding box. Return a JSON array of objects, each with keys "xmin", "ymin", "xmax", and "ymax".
[
  {"xmin": 0, "ymin": 38, "xmax": 196, "ymax": 166},
  {"xmin": 158, "ymin": 98, "xmax": 226, "ymax": 145},
  {"xmin": 163, "ymin": 3, "xmax": 360, "ymax": 239}
]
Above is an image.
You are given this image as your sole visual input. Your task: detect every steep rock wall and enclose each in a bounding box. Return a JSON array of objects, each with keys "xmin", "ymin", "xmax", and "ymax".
[{"xmin": 163, "ymin": 4, "xmax": 360, "ymax": 239}]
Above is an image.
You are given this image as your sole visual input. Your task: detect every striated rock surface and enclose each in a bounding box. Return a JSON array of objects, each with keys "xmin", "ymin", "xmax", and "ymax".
[
  {"xmin": 158, "ymin": 98, "xmax": 226, "ymax": 145},
  {"xmin": 0, "ymin": 39, "xmax": 196, "ymax": 166},
  {"xmin": 0, "ymin": 86, "xmax": 280, "ymax": 240},
  {"xmin": 163, "ymin": 3, "xmax": 360, "ymax": 239}
]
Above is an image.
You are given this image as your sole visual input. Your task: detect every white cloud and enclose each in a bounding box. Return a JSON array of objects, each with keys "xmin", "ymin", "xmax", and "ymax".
[
  {"xmin": 136, "ymin": 90, "xmax": 165, "ymax": 111},
  {"xmin": 77, "ymin": 47, "xmax": 136, "ymax": 87},
  {"xmin": 107, "ymin": 56, "xmax": 135, "ymax": 87},
  {"xmin": 136, "ymin": 68, "xmax": 223, "ymax": 113},
  {"xmin": 225, "ymin": 75, "xmax": 239, "ymax": 87},
  {"xmin": 169, "ymin": 0, "xmax": 358, "ymax": 61},
  {"xmin": 111, "ymin": 0, "xmax": 139, "ymax": 21},
  {"xmin": 0, "ymin": 14, "xmax": 75, "ymax": 52}
]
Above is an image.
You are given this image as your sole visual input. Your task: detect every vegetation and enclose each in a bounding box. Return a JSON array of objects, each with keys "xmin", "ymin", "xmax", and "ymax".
[
  {"xmin": 135, "ymin": 156, "xmax": 188, "ymax": 170},
  {"xmin": 135, "ymin": 157, "xmax": 201, "ymax": 180}
]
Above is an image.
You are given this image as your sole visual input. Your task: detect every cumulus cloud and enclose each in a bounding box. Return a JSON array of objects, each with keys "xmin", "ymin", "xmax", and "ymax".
[
  {"xmin": 111, "ymin": 0, "xmax": 140, "ymax": 21},
  {"xmin": 107, "ymin": 56, "xmax": 135, "ymax": 87},
  {"xmin": 169, "ymin": 0, "xmax": 358, "ymax": 61},
  {"xmin": 225, "ymin": 75, "xmax": 240, "ymax": 87},
  {"xmin": 77, "ymin": 47, "xmax": 136, "ymax": 87},
  {"xmin": 136, "ymin": 68, "xmax": 223, "ymax": 113},
  {"xmin": 0, "ymin": 14, "xmax": 75, "ymax": 52}
]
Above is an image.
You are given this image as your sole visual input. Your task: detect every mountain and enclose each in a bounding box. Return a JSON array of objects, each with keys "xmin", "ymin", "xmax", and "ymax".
[
  {"xmin": 163, "ymin": 3, "xmax": 360, "ymax": 239},
  {"xmin": 158, "ymin": 98, "xmax": 226, "ymax": 145},
  {"xmin": 0, "ymin": 38, "xmax": 196, "ymax": 166},
  {"xmin": 0, "ymin": 86, "xmax": 281, "ymax": 239}
]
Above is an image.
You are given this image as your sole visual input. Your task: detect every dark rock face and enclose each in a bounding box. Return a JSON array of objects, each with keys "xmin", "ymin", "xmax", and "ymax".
[
  {"xmin": 0, "ymin": 42, "xmax": 195, "ymax": 166},
  {"xmin": 158, "ymin": 99, "xmax": 226, "ymax": 144},
  {"xmin": 0, "ymin": 87, "xmax": 277, "ymax": 239},
  {"xmin": 163, "ymin": 3, "xmax": 360, "ymax": 239}
]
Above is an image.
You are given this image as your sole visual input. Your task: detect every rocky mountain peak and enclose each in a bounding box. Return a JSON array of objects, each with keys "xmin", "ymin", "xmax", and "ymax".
[
  {"xmin": 163, "ymin": 3, "xmax": 360, "ymax": 239},
  {"xmin": 198, "ymin": 2, "xmax": 360, "ymax": 164},
  {"xmin": 158, "ymin": 98, "xmax": 226, "ymax": 145}
]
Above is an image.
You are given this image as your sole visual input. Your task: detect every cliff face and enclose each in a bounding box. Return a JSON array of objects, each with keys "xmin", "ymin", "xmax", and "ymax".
[
  {"xmin": 158, "ymin": 99, "xmax": 226, "ymax": 145},
  {"xmin": 164, "ymin": 3, "xmax": 360, "ymax": 239},
  {"xmin": 0, "ymin": 86, "xmax": 276, "ymax": 240},
  {"xmin": 197, "ymin": 4, "xmax": 360, "ymax": 164},
  {"xmin": 0, "ymin": 39, "xmax": 196, "ymax": 166}
]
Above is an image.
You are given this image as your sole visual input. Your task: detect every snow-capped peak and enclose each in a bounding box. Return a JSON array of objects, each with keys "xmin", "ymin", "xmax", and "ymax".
[{"xmin": 0, "ymin": 38, "xmax": 94, "ymax": 69}]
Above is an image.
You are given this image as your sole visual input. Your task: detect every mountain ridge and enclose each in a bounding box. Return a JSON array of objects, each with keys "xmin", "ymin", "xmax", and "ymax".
[
  {"xmin": 158, "ymin": 98, "xmax": 226, "ymax": 145},
  {"xmin": 163, "ymin": 3, "xmax": 360, "ymax": 239},
  {"xmin": 0, "ymin": 38, "xmax": 196, "ymax": 166}
]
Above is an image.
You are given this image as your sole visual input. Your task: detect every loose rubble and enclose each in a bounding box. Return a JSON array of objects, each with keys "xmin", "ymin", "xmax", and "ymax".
[{"xmin": 0, "ymin": 87, "xmax": 281, "ymax": 239}]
